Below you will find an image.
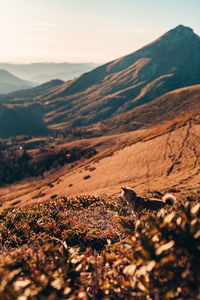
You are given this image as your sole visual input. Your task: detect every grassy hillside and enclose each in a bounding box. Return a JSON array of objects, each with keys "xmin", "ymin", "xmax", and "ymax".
[
  {"xmin": 102, "ymin": 84, "xmax": 200, "ymax": 134},
  {"xmin": 1, "ymin": 113, "xmax": 199, "ymax": 211},
  {"xmin": 0, "ymin": 83, "xmax": 199, "ymax": 139}
]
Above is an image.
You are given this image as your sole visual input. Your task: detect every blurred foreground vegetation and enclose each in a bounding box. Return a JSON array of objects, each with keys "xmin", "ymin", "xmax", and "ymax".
[{"xmin": 0, "ymin": 192, "xmax": 199, "ymax": 299}]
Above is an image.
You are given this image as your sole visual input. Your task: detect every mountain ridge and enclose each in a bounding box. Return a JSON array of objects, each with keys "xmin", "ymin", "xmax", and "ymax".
[
  {"xmin": 0, "ymin": 69, "xmax": 36, "ymax": 94},
  {"xmin": 39, "ymin": 25, "xmax": 200, "ymax": 128},
  {"xmin": 50, "ymin": 24, "xmax": 199, "ymax": 98}
]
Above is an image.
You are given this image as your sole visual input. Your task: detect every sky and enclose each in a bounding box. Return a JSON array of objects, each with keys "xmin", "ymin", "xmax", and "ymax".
[{"xmin": 0, "ymin": 0, "xmax": 200, "ymax": 64}]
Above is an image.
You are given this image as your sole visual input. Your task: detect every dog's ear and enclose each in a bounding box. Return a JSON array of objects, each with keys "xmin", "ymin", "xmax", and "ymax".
[
  {"xmin": 122, "ymin": 187, "xmax": 137, "ymax": 198},
  {"xmin": 122, "ymin": 186, "xmax": 135, "ymax": 192},
  {"xmin": 121, "ymin": 186, "xmax": 128, "ymax": 191}
]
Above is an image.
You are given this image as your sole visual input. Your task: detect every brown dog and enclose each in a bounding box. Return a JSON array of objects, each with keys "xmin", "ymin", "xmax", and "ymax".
[{"xmin": 119, "ymin": 187, "xmax": 176, "ymax": 217}]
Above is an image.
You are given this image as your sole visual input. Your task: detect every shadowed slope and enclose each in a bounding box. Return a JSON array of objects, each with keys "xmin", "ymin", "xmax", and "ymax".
[
  {"xmin": 102, "ymin": 84, "xmax": 200, "ymax": 133},
  {"xmin": 0, "ymin": 79, "xmax": 64, "ymax": 103},
  {"xmin": 0, "ymin": 103, "xmax": 48, "ymax": 137}
]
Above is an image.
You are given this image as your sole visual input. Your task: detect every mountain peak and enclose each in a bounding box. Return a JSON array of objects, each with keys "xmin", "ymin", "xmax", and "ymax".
[
  {"xmin": 161, "ymin": 25, "xmax": 198, "ymax": 42},
  {"xmin": 170, "ymin": 25, "xmax": 194, "ymax": 33}
]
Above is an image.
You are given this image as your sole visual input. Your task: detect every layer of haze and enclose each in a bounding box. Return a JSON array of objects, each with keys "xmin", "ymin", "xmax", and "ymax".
[{"xmin": 1, "ymin": 0, "xmax": 200, "ymax": 64}]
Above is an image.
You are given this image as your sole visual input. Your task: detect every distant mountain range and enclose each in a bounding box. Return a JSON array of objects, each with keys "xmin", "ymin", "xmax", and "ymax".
[
  {"xmin": 0, "ymin": 63, "xmax": 99, "ymax": 84},
  {"xmin": 0, "ymin": 25, "xmax": 200, "ymax": 137},
  {"xmin": 0, "ymin": 70, "xmax": 36, "ymax": 94}
]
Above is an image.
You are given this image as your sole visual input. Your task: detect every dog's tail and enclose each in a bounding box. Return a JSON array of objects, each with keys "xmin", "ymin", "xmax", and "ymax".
[{"xmin": 162, "ymin": 193, "xmax": 176, "ymax": 206}]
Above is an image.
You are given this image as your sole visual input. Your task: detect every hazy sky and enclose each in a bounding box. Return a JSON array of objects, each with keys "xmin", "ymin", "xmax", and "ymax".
[{"xmin": 1, "ymin": 0, "xmax": 200, "ymax": 64}]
